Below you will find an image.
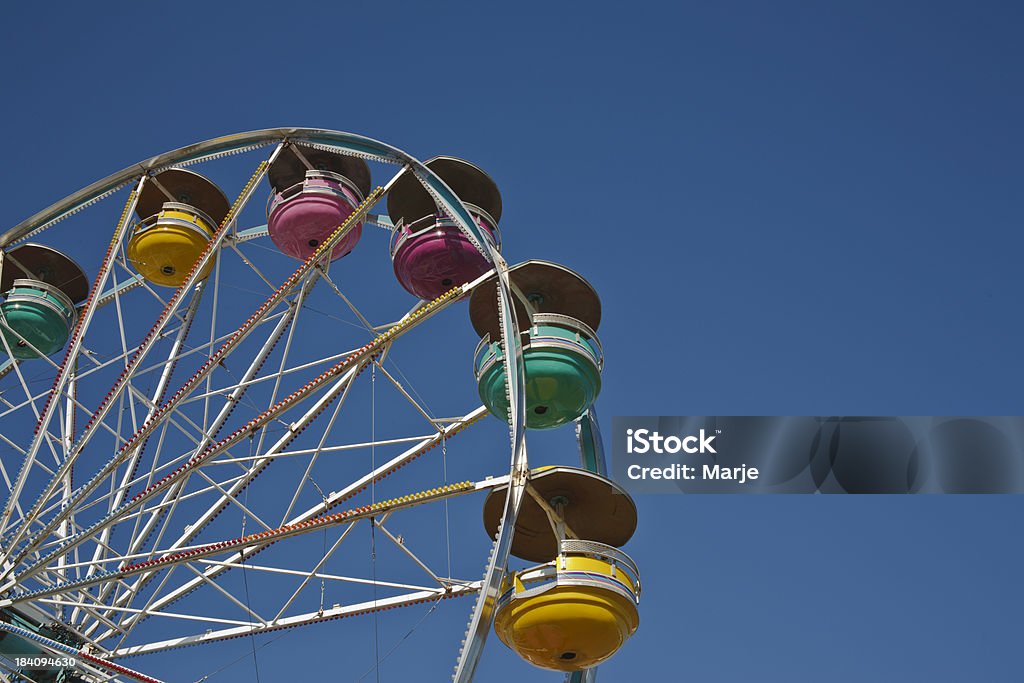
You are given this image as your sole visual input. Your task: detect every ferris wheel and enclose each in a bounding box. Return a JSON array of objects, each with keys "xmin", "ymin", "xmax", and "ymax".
[{"xmin": 0, "ymin": 129, "xmax": 640, "ymax": 683}]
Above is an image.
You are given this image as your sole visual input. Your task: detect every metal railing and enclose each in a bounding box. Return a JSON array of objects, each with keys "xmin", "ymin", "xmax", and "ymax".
[
  {"xmin": 4, "ymin": 279, "xmax": 77, "ymax": 324},
  {"xmin": 133, "ymin": 202, "xmax": 218, "ymax": 239},
  {"xmin": 389, "ymin": 204, "xmax": 502, "ymax": 256},
  {"xmin": 560, "ymin": 539, "xmax": 640, "ymax": 598},
  {"xmin": 265, "ymin": 169, "xmax": 363, "ymax": 217},
  {"xmin": 473, "ymin": 314, "xmax": 604, "ymax": 379}
]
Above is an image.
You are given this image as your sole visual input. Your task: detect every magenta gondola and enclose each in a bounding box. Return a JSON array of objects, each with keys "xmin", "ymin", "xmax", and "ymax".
[
  {"xmin": 266, "ymin": 146, "xmax": 372, "ymax": 261},
  {"xmin": 388, "ymin": 156, "xmax": 502, "ymax": 300}
]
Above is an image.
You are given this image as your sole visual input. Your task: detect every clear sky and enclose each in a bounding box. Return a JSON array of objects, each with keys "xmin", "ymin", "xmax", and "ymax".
[{"xmin": 1, "ymin": 1, "xmax": 1023, "ymax": 681}]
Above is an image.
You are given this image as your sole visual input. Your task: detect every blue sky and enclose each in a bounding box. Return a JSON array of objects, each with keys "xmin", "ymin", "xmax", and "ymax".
[{"xmin": 2, "ymin": 1, "xmax": 1023, "ymax": 681}]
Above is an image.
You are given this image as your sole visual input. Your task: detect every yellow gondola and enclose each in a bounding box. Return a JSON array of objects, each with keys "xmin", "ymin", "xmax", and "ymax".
[
  {"xmin": 495, "ymin": 539, "xmax": 641, "ymax": 671},
  {"xmin": 127, "ymin": 169, "xmax": 230, "ymax": 287}
]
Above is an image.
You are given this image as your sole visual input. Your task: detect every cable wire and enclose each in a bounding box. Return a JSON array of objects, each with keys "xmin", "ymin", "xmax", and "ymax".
[
  {"xmin": 240, "ymin": 433, "xmax": 261, "ymax": 683},
  {"xmin": 370, "ymin": 364, "xmax": 381, "ymax": 683}
]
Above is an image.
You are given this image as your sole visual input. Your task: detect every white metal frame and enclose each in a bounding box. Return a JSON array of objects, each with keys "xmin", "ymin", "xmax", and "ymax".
[{"xmin": 0, "ymin": 130, "xmax": 558, "ymax": 683}]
